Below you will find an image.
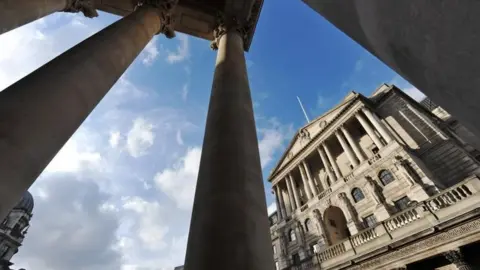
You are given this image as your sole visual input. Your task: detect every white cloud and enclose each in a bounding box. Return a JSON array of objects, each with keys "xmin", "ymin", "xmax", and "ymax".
[
  {"xmin": 142, "ymin": 36, "xmax": 160, "ymax": 66},
  {"xmin": 267, "ymin": 202, "xmax": 277, "ymax": 216},
  {"xmin": 181, "ymin": 83, "xmax": 189, "ymax": 101},
  {"xmin": 258, "ymin": 120, "xmax": 293, "ymax": 169},
  {"xmin": 167, "ymin": 34, "xmax": 189, "ymax": 64},
  {"xmin": 155, "ymin": 147, "xmax": 201, "ymax": 210},
  {"xmin": 109, "ymin": 131, "xmax": 121, "ymax": 148},
  {"xmin": 176, "ymin": 129, "xmax": 184, "ymax": 146},
  {"xmin": 126, "ymin": 117, "xmax": 156, "ymax": 158}
]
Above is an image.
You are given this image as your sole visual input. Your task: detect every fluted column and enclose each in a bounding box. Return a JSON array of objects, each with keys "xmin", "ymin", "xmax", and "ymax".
[
  {"xmin": 355, "ymin": 112, "xmax": 384, "ymax": 148},
  {"xmin": 274, "ymin": 185, "xmax": 286, "ymax": 220},
  {"xmin": 0, "ymin": 0, "xmax": 98, "ymax": 35},
  {"xmin": 302, "ymin": 161, "xmax": 318, "ymax": 196},
  {"xmin": 361, "ymin": 107, "xmax": 393, "ymax": 143},
  {"xmin": 285, "ymin": 177, "xmax": 296, "ymax": 213},
  {"xmin": 184, "ymin": 20, "xmax": 274, "ymax": 270},
  {"xmin": 273, "ymin": 189, "xmax": 283, "ymax": 220},
  {"xmin": 444, "ymin": 249, "xmax": 472, "ymax": 270},
  {"xmin": 323, "ymin": 143, "xmax": 342, "ymax": 179},
  {"xmin": 317, "ymin": 147, "xmax": 336, "ymax": 185},
  {"xmin": 335, "ymin": 130, "xmax": 358, "ymax": 167},
  {"xmin": 341, "ymin": 126, "xmax": 366, "ymax": 163},
  {"xmin": 289, "ymin": 174, "xmax": 301, "ymax": 209},
  {"xmin": 0, "ymin": 4, "xmax": 174, "ymax": 221},
  {"xmin": 299, "ymin": 165, "xmax": 313, "ymax": 200}
]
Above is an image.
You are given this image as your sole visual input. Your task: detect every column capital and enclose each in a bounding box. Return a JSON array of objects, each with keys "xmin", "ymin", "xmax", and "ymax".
[
  {"xmin": 210, "ymin": 13, "xmax": 251, "ymax": 50},
  {"xmin": 64, "ymin": 0, "xmax": 98, "ymax": 18},
  {"xmin": 137, "ymin": 0, "xmax": 178, "ymax": 38},
  {"xmin": 444, "ymin": 249, "xmax": 472, "ymax": 270}
]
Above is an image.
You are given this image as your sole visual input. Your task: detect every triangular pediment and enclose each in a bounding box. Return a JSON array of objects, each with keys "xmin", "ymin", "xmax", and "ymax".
[{"xmin": 269, "ymin": 93, "xmax": 358, "ymax": 180}]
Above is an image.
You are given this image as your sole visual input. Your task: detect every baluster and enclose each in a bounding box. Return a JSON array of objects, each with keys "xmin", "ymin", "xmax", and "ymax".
[
  {"xmin": 461, "ymin": 185, "xmax": 473, "ymax": 196},
  {"xmin": 457, "ymin": 187, "xmax": 467, "ymax": 198}
]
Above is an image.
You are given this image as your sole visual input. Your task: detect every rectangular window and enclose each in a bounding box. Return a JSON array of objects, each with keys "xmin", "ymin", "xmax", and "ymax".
[
  {"xmin": 292, "ymin": 253, "xmax": 300, "ymax": 266},
  {"xmin": 363, "ymin": 214, "xmax": 377, "ymax": 228},
  {"xmin": 371, "ymin": 146, "xmax": 379, "ymax": 155},
  {"xmin": 394, "ymin": 196, "xmax": 411, "ymax": 211}
]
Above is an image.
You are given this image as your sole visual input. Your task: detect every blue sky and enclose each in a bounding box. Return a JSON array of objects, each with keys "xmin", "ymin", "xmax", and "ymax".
[{"xmin": 0, "ymin": 1, "xmax": 424, "ymax": 270}]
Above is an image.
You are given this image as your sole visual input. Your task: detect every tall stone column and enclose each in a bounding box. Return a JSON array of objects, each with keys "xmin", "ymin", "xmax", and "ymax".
[
  {"xmin": 183, "ymin": 22, "xmax": 274, "ymax": 270},
  {"xmin": 355, "ymin": 112, "xmax": 384, "ymax": 149},
  {"xmin": 273, "ymin": 188, "xmax": 283, "ymax": 220},
  {"xmin": 444, "ymin": 249, "xmax": 472, "ymax": 270},
  {"xmin": 276, "ymin": 185, "xmax": 287, "ymax": 219},
  {"xmin": 341, "ymin": 126, "xmax": 366, "ymax": 163},
  {"xmin": 361, "ymin": 107, "xmax": 393, "ymax": 143},
  {"xmin": 299, "ymin": 165, "xmax": 313, "ymax": 200},
  {"xmin": 335, "ymin": 130, "xmax": 358, "ymax": 167},
  {"xmin": 289, "ymin": 174, "xmax": 302, "ymax": 209},
  {"xmin": 0, "ymin": 0, "xmax": 98, "ymax": 35},
  {"xmin": 302, "ymin": 161, "xmax": 318, "ymax": 196},
  {"xmin": 317, "ymin": 147, "xmax": 336, "ymax": 184},
  {"xmin": 0, "ymin": 3, "xmax": 174, "ymax": 221},
  {"xmin": 323, "ymin": 143, "xmax": 342, "ymax": 179},
  {"xmin": 285, "ymin": 177, "xmax": 296, "ymax": 213}
]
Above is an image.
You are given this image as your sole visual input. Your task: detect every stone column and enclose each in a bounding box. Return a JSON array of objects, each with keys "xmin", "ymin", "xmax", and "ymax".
[
  {"xmin": 302, "ymin": 161, "xmax": 318, "ymax": 196},
  {"xmin": 289, "ymin": 174, "xmax": 302, "ymax": 209},
  {"xmin": 323, "ymin": 143, "xmax": 342, "ymax": 179},
  {"xmin": 361, "ymin": 107, "xmax": 393, "ymax": 143},
  {"xmin": 0, "ymin": 0, "xmax": 98, "ymax": 35},
  {"xmin": 299, "ymin": 165, "xmax": 313, "ymax": 200},
  {"xmin": 406, "ymin": 104, "xmax": 448, "ymax": 140},
  {"xmin": 0, "ymin": 4, "xmax": 174, "ymax": 221},
  {"xmin": 355, "ymin": 112, "xmax": 384, "ymax": 148},
  {"xmin": 335, "ymin": 130, "xmax": 359, "ymax": 167},
  {"xmin": 312, "ymin": 209, "xmax": 329, "ymax": 246},
  {"xmin": 183, "ymin": 22, "xmax": 274, "ymax": 270},
  {"xmin": 338, "ymin": 193, "xmax": 361, "ymax": 233},
  {"xmin": 276, "ymin": 185, "xmax": 287, "ymax": 219},
  {"xmin": 341, "ymin": 126, "xmax": 366, "ymax": 163},
  {"xmin": 285, "ymin": 177, "xmax": 296, "ymax": 213},
  {"xmin": 317, "ymin": 147, "xmax": 336, "ymax": 184},
  {"xmin": 444, "ymin": 249, "xmax": 472, "ymax": 270},
  {"xmin": 273, "ymin": 187, "xmax": 283, "ymax": 220}
]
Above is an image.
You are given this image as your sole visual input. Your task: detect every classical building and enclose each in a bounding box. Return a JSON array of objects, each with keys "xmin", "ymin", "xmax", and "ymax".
[
  {"xmin": 0, "ymin": 191, "xmax": 34, "ymax": 269},
  {"xmin": 269, "ymin": 84, "xmax": 480, "ymax": 270},
  {"xmin": 1, "ymin": 1, "xmax": 272, "ymax": 269}
]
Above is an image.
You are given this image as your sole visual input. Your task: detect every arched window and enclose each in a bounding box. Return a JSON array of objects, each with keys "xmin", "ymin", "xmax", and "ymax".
[
  {"xmin": 351, "ymin": 188, "xmax": 365, "ymax": 202},
  {"xmin": 379, "ymin": 170, "xmax": 395, "ymax": 186},
  {"xmin": 289, "ymin": 229, "xmax": 296, "ymax": 242},
  {"xmin": 304, "ymin": 219, "xmax": 313, "ymax": 232}
]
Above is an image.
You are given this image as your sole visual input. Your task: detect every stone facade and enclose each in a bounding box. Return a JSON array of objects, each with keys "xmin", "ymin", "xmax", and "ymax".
[{"xmin": 268, "ymin": 84, "xmax": 480, "ymax": 270}]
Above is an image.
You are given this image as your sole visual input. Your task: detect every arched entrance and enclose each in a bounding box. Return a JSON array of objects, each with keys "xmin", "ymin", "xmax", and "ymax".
[{"xmin": 323, "ymin": 206, "xmax": 350, "ymax": 244}]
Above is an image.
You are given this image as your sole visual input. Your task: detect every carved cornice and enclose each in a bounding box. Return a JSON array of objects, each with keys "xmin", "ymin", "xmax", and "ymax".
[
  {"xmin": 138, "ymin": 0, "xmax": 178, "ymax": 38},
  {"xmin": 64, "ymin": 0, "xmax": 98, "ymax": 18}
]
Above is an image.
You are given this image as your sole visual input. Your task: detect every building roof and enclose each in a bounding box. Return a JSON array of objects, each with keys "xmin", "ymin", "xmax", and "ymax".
[{"xmin": 13, "ymin": 191, "xmax": 34, "ymax": 214}]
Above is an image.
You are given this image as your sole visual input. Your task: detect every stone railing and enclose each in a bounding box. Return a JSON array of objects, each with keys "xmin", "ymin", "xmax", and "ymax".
[
  {"xmin": 344, "ymin": 172, "xmax": 354, "ymax": 182},
  {"xmin": 317, "ymin": 241, "xmax": 347, "ymax": 262},
  {"xmin": 315, "ymin": 175, "xmax": 480, "ymax": 269},
  {"xmin": 317, "ymin": 188, "xmax": 332, "ymax": 200},
  {"xmin": 300, "ymin": 204, "xmax": 309, "ymax": 212},
  {"xmin": 367, "ymin": 153, "xmax": 381, "ymax": 165}
]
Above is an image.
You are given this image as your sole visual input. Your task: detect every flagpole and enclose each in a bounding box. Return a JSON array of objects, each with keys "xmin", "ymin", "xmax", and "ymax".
[{"xmin": 297, "ymin": 96, "xmax": 310, "ymax": 123}]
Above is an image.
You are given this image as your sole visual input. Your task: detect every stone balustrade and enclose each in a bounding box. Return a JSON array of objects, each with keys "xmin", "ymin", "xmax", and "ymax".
[
  {"xmin": 301, "ymin": 204, "xmax": 309, "ymax": 212},
  {"xmin": 314, "ymin": 175, "xmax": 480, "ymax": 269},
  {"xmin": 317, "ymin": 188, "xmax": 332, "ymax": 200},
  {"xmin": 344, "ymin": 172, "xmax": 354, "ymax": 182},
  {"xmin": 367, "ymin": 153, "xmax": 381, "ymax": 165}
]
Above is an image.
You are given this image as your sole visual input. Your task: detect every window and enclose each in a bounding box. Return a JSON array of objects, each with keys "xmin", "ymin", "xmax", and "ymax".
[
  {"xmin": 351, "ymin": 188, "xmax": 365, "ymax": 202},
  {"xmin": 292, "ymin": 253, "xmax": 301, "ymax": 266},
  {"xmin": 379, "ymin": 169, "xmax": 395, "ymax": 185},
  {"xmin": 305, "ymin": 219, "xmax": 313, "ymax": 232},
  {"xmin": 363, "ymin": 214, "xmax": 377, "ymax": 228},
  {"xmin": 372, "ymin": 146, "xmax": 379, "ymax": 155},
  {"xmin": 394, "ymin": 196, "xmax": 411, "ymax": 211},
  {"xmin": 289, "ymin": 229, "xmax": 296, "ymax": 242}
]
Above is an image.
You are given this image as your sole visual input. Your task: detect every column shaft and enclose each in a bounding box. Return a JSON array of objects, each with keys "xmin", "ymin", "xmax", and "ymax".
[
  {"xmin": 406, "ymin": 104, "xmax": 448, "ymax": 139},
  {"xmin": 341, "ymin": 126, "xmax": 366, "ymax": 162},
  {"xmin": 289, "ymin": 174, "xmax": 301, "ymax": 209},
  {"xmin": 0, "ymin": 6, "xmax": 164, "ymax": 220},
  {"xmin": 183, "ymin": 29, "xmax": 274, "ymax": 270},
  {"xmin": 302, "ymin": 161, "xmax": 318, "ymax": 196},
  {"xmin": 276, "ymin": 185, "xmax": 287, "ymax": 219},
  {"xmin": 317, "ymin": 147, "xmax": 336, "ymax": 185},
  {"xmin": 299, "ymin": 165, "xmax": 313, "ymax": 200},
  {"xmin": 273, "ymin": 188, "xmax": 283, "ymax": 220},
  {"xmin": 335, "ymin": 130, "xmax": 358, "ymax": 167},
  {"xmin": 355, "ymin": 112, "xmax": 384, "ymax": 148},
  {"xmin": 285, "ymin": 177, "xmax": 296, "ymax": 213},
  {"xmin": 323, "ymin": 143, "xmax": 342, "ymax": 179},
  {"xmin": 361, "ymin": 107, "xmax": 393, "ymax": 143}
]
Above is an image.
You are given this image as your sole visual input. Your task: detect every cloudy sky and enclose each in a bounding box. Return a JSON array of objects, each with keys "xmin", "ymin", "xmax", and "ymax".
[{"xmin": 0, "ymin": 1, "xmax": 424, "ymax": 270}]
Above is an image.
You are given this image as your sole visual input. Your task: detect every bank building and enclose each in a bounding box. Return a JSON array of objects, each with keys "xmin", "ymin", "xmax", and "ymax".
[{"xmin": 269, "ymin": 84, "xmax": 480, "ymax": 270}]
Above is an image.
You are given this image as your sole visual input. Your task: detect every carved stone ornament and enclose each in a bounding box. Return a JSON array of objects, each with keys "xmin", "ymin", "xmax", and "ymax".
[
  {"xmin": 319, "ymin": 120, "xmax": 327, "ymax": 129},
  {"xmin": 299, "ymin": 129, "xmax": 311, "ymax": 140},
  {"xmin": 444, "ymin": 250, "xmax": 472, "ymax": 270},
  {"xmin": 210, "ymin": 13, "xmax": 248, "ymax": 50},
  {"xmin": 137, "ymin": 0, "xmax": 178, "ymax": 38},
  {"xmin": 64, "ymin": 0, "xmax": 98, "ymax": 18}
]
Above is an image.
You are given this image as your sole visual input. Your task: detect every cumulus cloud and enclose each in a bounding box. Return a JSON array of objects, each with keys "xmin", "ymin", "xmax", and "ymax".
[
  {"xmin": 166, "ymin": 34, "xmax": 189, "ymax": 64},
  {"xmin": 155, "ymin": 147, "xmax": 201, "ymax": 210},
  {"xmin": 127, "ymin": 117, "xmax": 156, "ymax": 158},
  {"xmin": 142, "ymin": 36, "xmax": 160, "ymax": 66},
  {"xmin": 109, "ymin": 131, "xmax": 121, "ymax": 149},
  {"xmin": 258, "ymin": 119, "xmax": 294, "ymax": 169}
]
